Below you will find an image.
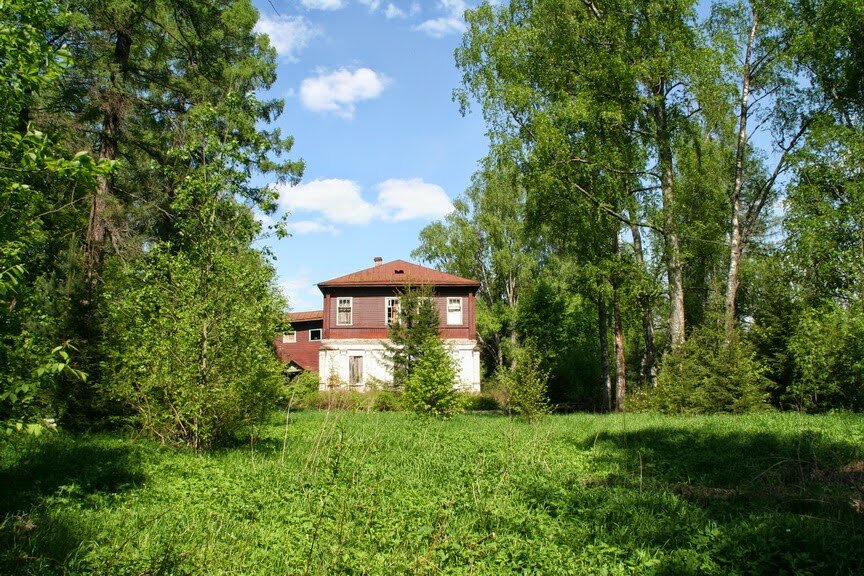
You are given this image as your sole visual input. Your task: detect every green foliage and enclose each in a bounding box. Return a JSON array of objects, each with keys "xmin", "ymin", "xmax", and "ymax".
[
  {"xmin": 413, "ymin": 154, "xmax": 535, "ymax": 372},
  {"xmin": 98, "ymin": 101, "xmax": 289, "ymax": 448},
  {"xmin": 101, "ymin": 240, "xmax": 285, "ymax": 448},
  {"xmin": 0, "ymin": 0, "xmax": 110, "ymax": 436},
  {"xmin": 641, "ymin": 323, "xmax": 772, "ymax": 414},
  {"xmin": 384, "ymin": 285, "xmax": 440, "ymax": 388},
  {"xmin": 403, "ymin": 337, "xmax": 463, "ymax": 418},
  {"xmin": 2, "ymin": 412, "xmax": 863, "ymax": 574},
  {"xmin": 492, "ymin": 346, "xmax": 551, "ymax": 421},
  {"xmin": 787, "ymin": 303, "xmax": 864, "ymax": 411},
  {"xmin": 462, "ymin": 392, "xmax": 501, "ymax": 411}
]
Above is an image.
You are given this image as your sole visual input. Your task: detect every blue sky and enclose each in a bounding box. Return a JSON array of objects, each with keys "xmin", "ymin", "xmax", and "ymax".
[{"xmin": 251, "ymin": 0, "xmax": 488, "ymax": 311}]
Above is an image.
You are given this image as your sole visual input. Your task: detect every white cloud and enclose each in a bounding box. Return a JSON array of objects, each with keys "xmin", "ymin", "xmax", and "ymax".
[
  {"xmin": 385, "ymin": 3, "xmax": 406, "ymax": 18},
  {"xmin": 277, "ymin": 179, "xmax": 377, "ymax": 225},
  {"xmin": 291, "ymin": 220, "xmax": 340, "ymax": 235},
  {"xmin": 358, "ymin": 0, "xmax": 382, "ymax": 12},
  {"xmin": 375, "ymin": 178, "xmax": 454, "ymax": 221},
  {"xmin": 275, "ymin": 177, "xmax": 453, "ymax": 228},
  {"xmin": 299, "ymin": 67, "xmax": 391, "ymax": 119},
  {"xmin": 254, "ymin": 15, "xmax": 319, "ymax": 61},
  {"xmin": 415, "ymin": 0, "xmax": 466, "ymax": 37},
  {"xmin": 280, "ymin": 272, "xmax": 322, "ymax": 312},
  {"xmin": 300, "ymin": 0, "xmax": 346, "ymax": 10}
]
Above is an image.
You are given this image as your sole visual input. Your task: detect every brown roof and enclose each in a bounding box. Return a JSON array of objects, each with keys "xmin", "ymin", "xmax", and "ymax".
[
  {"xmin": 318, "ymin": 259, "xmax": 480, "ymax": 289},
  {"xmin": 287, "ymin": 310, "xmax": 324, "ymax": 323}
]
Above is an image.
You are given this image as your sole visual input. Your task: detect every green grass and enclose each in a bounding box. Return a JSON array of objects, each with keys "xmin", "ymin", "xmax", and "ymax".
[{"xmin": 2, "ymin": 411, "xmax": 863, "ymax": 575}]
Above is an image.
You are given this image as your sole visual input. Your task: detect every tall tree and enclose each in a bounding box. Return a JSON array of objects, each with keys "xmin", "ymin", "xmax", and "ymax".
[{"xmin": 413, "ymin": 153, "xmax": 535, "ymax": 371}]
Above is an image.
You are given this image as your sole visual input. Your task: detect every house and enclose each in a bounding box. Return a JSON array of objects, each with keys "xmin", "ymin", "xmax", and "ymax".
[{"xmin": 274, "ymin": 258, "xmax": 481, "ymax": 392}]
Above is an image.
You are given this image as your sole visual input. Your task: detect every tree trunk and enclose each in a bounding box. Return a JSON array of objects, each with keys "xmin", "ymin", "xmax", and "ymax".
[
  {"xmin": 630, "ymin": 220, "xmax": 657, "ymax": 385},
  {"xmin": 613, "ymin": 291, "xmax": 626, "ymax": 412},
  {"xmin": 612, "ymin": 234, "xmax": 626, "ymax": 411},
  {"xmin": 598, "ymin": 296, "xmax": 612, "ymax": 412},
  {"xmin": 85, "ymin": 29, "xmax": 131, "ymax": 291},
  {"xmin": 725, "ymin": 11, "xmax": 758, "ymax": 339},
  {"xmin": 652, "ymin": 84, "xmax": 686, "ymax": 351}
]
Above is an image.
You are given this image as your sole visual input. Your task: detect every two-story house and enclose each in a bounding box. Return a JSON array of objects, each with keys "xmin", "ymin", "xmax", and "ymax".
[{"xmin": 274, "ymin": 258, "xmax": 481, "ymax": 392}]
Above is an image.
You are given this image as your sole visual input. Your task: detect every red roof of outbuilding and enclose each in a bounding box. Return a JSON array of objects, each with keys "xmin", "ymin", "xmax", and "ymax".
[
  {"xmin": 318, "ymin": 259, "xmax": 480, "ymax": 289},
  {"xmin": 287, "ymin": 310, "xmax": 324, "ymax": 323}
]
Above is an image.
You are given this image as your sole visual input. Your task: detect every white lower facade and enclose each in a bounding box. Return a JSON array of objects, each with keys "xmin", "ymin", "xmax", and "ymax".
[{"xmin": 318, "ymin": 339, "xmax": 481, "ymax": 393}]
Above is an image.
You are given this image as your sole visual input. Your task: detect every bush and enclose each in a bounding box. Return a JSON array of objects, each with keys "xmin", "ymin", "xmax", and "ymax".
[
  {"xmin": 787, "ymin": 303, "xmax": 864, "ymax": 411},
  {"xmin": 404, "ymin": 337, "xmax": 462, "ymax": 418},
  {"xmin": 495, "ymin": 348, "xmax": 550, "ymax": 421},
  {"xmin": 639, "ymin": 324, "xmax": 772, "ymax": 414},
  {"xmin": 284, "ymin": 371, "xmax": 320, "ymax": 406},
  {"xmin": 462, "ymin": 393, "xmax": 501, "ymax": 411},
  {"xmin": 373, "ymin": 390, "xmax": 403, "ymax": 411}
]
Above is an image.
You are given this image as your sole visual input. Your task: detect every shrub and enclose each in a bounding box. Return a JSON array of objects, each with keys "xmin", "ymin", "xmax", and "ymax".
[
  {"xmin": 404, "ymin": 337, "xmax": 462, "ymax": 418},
  {"xmin": 373, "ymin": 390, "xmax": 403, "ymax": 411},
  {"xmin": 284, "ymin": 371, "xmax": 320, "ymax": 406},
  {"xmin": 495, "ymin": 348, "xmax": 550, "ymax": 421},
  {"xmin": 641, "ymin": 324, "xmax": 772, "ymax": 414},
  {"xmin": 462, "ymin": 393, "xmax": 501, "ymax": 411},
  {"xmin": 787, "ymin": 302, "xmax": 864, "ymax": 411}
]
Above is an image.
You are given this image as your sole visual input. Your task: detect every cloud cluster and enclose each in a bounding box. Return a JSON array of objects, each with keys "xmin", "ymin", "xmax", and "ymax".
[
  {"xmin": 300, "ymin": 0, "xmax": 346, "ymax": 9},
  {"xmin": 415, "ymin": 0, "xmax": 467, "ymax": 37},
  {"xmin": 254, "ymin": 15, "xmax": 319, "ymax": 61},
  {"xmin": 299, "ymin": 68, "xmax": 391, "ymax": 119},
  {"xmin": 277, "ymin": 178, "xmax": 454, "ymax": 233}
]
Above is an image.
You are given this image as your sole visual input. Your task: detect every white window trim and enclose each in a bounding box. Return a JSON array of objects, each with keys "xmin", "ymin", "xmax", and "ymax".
[
  {"xmin": 336, "ymin": 297, "xmax": 353, "ymax": 326},
  {"xmin": 446, "ymin": 297, "xmax": 463, "ymax": 325},
  {"xmin": 309, "ymin": 328, "xmax": 322, "ymax": 341},
  {"xmin": 385, "ymin": 297, "xmax": 400, "ymax": 325},
  {"xmin": 282, "ymin": 331, "xmax": 297, "ymax": 344}
]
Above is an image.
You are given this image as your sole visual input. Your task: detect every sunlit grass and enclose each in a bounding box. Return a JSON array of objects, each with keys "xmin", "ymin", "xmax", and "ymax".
[{"xmin": 2, "ymin": 410, "xmax": 863, "ymax": 574}]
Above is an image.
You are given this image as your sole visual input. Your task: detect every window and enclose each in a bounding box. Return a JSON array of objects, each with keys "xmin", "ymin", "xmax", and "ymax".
[
  {"xmin": 336, "ymin": 297, "xmax": 352, "ymax": 325},
  {"xmin": 282, "ymin": 331, "xmax": 296, "ymax": 344},
  {"xmin": 309, "ymin": 328, "xmax": 322, "ymax": 341},
  {"xmin": 385, "ymin": 297, "xmax": 400, "ymax": 325},
  {"xmin": 447, "ymin": 297, "xmax": 463, "ymax": 325}
]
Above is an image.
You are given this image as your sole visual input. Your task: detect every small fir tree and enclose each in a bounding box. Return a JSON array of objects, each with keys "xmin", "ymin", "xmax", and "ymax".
[
  {"xmin": 384, "ymin": 285, "xmax": 440, "ymax": 388},
  {"xmin": 404, "ymin": 336, "xmax": 462, "ymax": 417}
]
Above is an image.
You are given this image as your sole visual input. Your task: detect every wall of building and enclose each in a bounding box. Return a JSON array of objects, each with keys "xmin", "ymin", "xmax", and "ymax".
[
  {"xmin": 318, "ymin": 339, "xmax": 481, "ymax": 393},
  {"xmin": 322, "ymin": 286, "xmax": 477, "ymax": 340},
  {"xmin": 273, "ymin": 320, "xmax": 323, "ymax": 372}
]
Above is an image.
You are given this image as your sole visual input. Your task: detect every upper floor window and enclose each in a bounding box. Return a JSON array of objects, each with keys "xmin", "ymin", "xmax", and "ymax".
[
  {"xmin": 447, "ymin": 297, "xmax": 463, "ymax": 325},
  {"xmin": 385, "ymin": 297, "xmax": 400, "ymax": 325},
  {"xmin": 282, "ymin": 331, "xmax": 296, "ymax": 344},
  {"xmin": 336, "ymin": 297, "xmax": 353, "ymax": 325},
  {"xmin": 309, "ymin": 328, "xmax": 322, "ymax": 341}
]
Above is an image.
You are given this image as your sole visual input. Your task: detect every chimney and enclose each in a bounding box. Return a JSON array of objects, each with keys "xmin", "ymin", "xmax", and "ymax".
[{"xmin": 373, "ymin": 256, "xmax": 383, "ymax": 267}]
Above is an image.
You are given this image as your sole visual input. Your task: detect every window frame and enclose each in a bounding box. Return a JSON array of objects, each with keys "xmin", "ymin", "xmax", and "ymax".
[
  {"xmin": 309, "ymin": 328, "xmax": 322, "ymax": 341},
  {"xmin": 336, "ymin": 297, "xmax": 353, "ymax": 326},
  {"xmin": 385, "ymin": 296, "xmax": 400, "ymax": 325},
  {"xmin": 282, "ymin": 331, "xmax": 297, "ymax": 344},
  {"xmin": 446, "ymin": 297, "xmax": 463, "ymax": 325}
]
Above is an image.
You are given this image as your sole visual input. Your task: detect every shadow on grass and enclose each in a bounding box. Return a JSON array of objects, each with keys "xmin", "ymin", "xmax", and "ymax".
[
  {"xmin": 531, "ymin": 425, "xmax": 864, "ymax": 574},
  {"xmin": 0, "ymin": 435, "xmax": 146, "ymax": 574}
]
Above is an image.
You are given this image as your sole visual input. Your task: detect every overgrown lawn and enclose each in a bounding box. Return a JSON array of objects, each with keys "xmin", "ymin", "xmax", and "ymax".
[{"xmin": 2, "ymin": 411, "xmax": 863, "ymax": 574}]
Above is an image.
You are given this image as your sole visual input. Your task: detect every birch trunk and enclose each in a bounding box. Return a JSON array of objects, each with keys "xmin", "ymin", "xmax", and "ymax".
[{"xmin": 725, "ymin": 11, "xmax": 758, "ymax": 338}]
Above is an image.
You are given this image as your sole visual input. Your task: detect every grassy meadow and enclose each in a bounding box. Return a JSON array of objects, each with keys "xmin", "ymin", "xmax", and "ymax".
[{"xmin": 2, "ymin": 410, "xmax": 863, "ymax": 575}]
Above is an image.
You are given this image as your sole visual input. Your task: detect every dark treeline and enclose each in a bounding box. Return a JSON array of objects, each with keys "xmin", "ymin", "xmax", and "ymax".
[
  {"xmin": 414, "ymin": 0, "xmax": 864, "ymax": 413},
  {"xmin": 1, "ymin": 0, "xmax": 301, "ymax": 447}
]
